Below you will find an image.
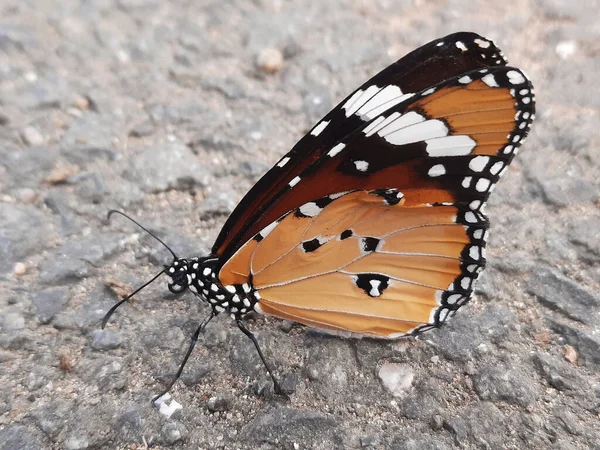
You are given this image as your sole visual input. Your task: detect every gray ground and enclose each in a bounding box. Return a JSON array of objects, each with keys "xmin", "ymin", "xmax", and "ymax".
[{"xmin": 1, "ymin": 0, "xmax": 599, "ymax": 449}]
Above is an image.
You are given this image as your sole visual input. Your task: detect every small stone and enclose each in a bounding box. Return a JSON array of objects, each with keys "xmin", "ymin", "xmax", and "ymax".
[
  {"xmin": 45, "ymin": 164, "xmax": 80, "ymax": 184},
  {"xmin": 256, "ymin": 48, "xmax": 284, "ymax": 73},
  {"xmin": 564, "ymin": 344, "xmax": 578, "ymax": 364},
  {"xmin": 20, "ymin": 126, "xmax": 45, "ymax": 146},
  {"xmin": 555, "ymin": 40, "xmax": 577, "ymax": 60},
  {"xmin": 278, "ymin": 320, "xmax": 295, "ymax": 333},
  {"xmin": 90, "ymin": 329, "xmax": 123, "ymax": 350},
  {"xmin": 73, "ymin": 94, "xmax": 90, "ymax": 110},
  {"xmin": 17, "ymin": 187, "xmax": 37, "ymax": 203},
  {"xmin": 13, "ymin": 262, "xmax": 27, "ymax": 276},
  {"xmin": 378, "ymin": 363, "xmax": 414, "ymax": 397},
  {"xmin": 431, "ymin": 414, "xmax": 444, "ymax": 431}
]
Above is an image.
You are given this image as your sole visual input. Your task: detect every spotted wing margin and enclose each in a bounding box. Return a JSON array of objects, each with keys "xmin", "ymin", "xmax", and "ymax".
[
  {"xmin": 216, "ymin": 65, "xmax": 535, "ymax": 265},
  {"xmin": 221, "ymin": 190, "xmax": 488, "ymax": 337},
  {"xmin": 213, "ymin": 32, "xmax": 508, "ymax": 261}
]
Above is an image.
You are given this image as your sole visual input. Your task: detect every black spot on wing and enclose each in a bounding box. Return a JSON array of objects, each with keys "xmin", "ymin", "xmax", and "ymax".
[
  {"xmin": 354, "ymin": 273, "xmax": 390, "ymax": 297},
  {"xmin": 302, "ymin": 238, "xmax": 323, "ymax": 253},
  {"xmin": 361, "ymin": 237, "xmax": 380, "ymax": 253},
  {"xmin": 340, "ymin": 229, "xmax": 353, "ymax": 240}
]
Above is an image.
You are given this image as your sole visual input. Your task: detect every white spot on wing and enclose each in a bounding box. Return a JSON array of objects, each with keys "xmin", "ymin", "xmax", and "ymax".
[
  {"xmin": 469, "ymin": 156, "xmax": 490, "ymax": 172},
  {"xmin": 356, "ymin": 85, "xmax": 413, "ymax": 120},
  {"xmin": 343, "ymin": 85, "xmax": 381, "ymax": 117},
  {"xmin": 475, "ymin": 178, "xmax": 491, "ymax": 192},
  {"xmin": 299, "ymin": 202, "xmax": 322, "ymax": 217},
  {"xmin": 507, "ymin": 70, "xmax": 526, "ymax": 85},
  {"xmin": 259, "ymin": 220, "xmax": 278, "ymax": 238},
  {"xmin": 464, "ymin": 211, "xmax": 477, "ymax": 223},
  {"xmin": 311, "ymin": 120, "xmax": 330, "ymax": 136},
  {"xmin": 354, "ymin": 160, "xmax": 369, "ymax": 172},
  {"xmin": 364, "ymin": 112, "xmax": 402, "ymax": 137},
  {"xmin": 482, "ymin": 73, "xmax": 499, "ymax": 87},
  {"xmin": 383, "ymin": 118, "xmax": 448, "ymax": 146},
  {"xmin": 425, "ymin": 135, "xmax": 476, "ymax": 157},
  {"xmin": 456, "ymin": 41, "xmax": 467, "ymax": 51},
  {"xmin": 289, "ymin": 176, "xmax": 301, "ymax": 187},
  {"xmin": 474, "ymin": 38, "xmax": 490, "ymax": 48},
  {"xmin": 277, "ymin": 156, "xmax": 290, "ymax": 167},
  {"xmin": 377, "ymin": 111, "xmax": 425, "ymax": 137},
  {"xmin": 363, "ymin": 116, "xmax": 385, "ymax": 136},
  {"xmin": 327, "ymin": 143, "xmax": 346, "ymax": 157},
  {"xmin": 489, "ymin": 161, "xmax": 504, "ymax": 175},
  {"xmin": 428, "ymin": 164, "xmax": 446, "ymax": 177},
  {"xmin": 458, "ymin": 75, "xmax": 472, "ymax": 84},
  {"xmin": 369, "ymin": 280, "xmax": 382, "ymax": 297}
]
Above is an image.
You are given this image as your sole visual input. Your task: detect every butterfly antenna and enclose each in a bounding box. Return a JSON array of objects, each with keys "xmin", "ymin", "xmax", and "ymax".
[
  {"xmin": 101, "ymin": 268, "xmax": 166, "ymax": 329},
  {"xmin": 107, "ymin": 210, "xmax": 178, "ymax": 259}
]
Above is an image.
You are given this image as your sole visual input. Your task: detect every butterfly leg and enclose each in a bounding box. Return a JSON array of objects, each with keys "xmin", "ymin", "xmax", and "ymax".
[
  {"xmin": 235, "ymin": 319, "xmax": 286, "ymax": 396},
  {"xmin": 152, "ymin": 311, "xmax": 216, "ymax": 403}
]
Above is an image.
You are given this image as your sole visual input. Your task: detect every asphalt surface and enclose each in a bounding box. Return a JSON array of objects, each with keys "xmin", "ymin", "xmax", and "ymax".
[{"xmin": 1, "ymin": 1, "xmax": 599, "ymax": 449}]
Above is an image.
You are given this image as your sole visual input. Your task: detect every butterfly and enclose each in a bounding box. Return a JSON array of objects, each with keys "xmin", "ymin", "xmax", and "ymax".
[{"xmin": 103, "ymin": 32, "xmax": 535, "ymax": 399}]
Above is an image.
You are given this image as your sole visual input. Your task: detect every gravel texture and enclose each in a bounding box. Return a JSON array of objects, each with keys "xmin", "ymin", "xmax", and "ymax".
[{"xmin": 1, "ymin": 1, "xmax": 599, "ymax": 449}]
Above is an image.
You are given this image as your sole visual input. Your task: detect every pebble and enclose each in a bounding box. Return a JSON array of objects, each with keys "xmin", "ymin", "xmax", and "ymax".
[
  {"xmin": 20, "ymin": 126, "xmax": 45, "ymax": 146},
  {"xmin": 45, "ymin": 164, "xmax": 80, "ymax": 184},
  {"xmin": 256, "ymin": 48, "xmax": 284, "ymax": 73},
  {"xmin": 378, "ymin": 363, "xmax": 414, "ymax": 397},
  {"xmin": 90, "ymin": 329, "xmax": 123, "ymax": 350},
  {"xmin": 17, "ymin": 187, "xmax": 37, "ymax": 203},
  {"xmin": 13, "ymin": 262, "xmax": 27, "ymax": 276}
]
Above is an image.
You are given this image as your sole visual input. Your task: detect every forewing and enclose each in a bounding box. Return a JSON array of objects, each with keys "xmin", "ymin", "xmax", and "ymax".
[
  {"xmin": 217, "ymin": 65, "xmax": 534, "ymax": 265},
  {"xmin": 213, "ymin": 32, "xmax": 510, "ymax": 261}
]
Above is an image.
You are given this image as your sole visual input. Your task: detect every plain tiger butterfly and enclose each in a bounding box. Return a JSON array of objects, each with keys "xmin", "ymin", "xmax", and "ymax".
[{"xmin": 103, "ymin": 32, "xmax": 535, "ymax": 399}]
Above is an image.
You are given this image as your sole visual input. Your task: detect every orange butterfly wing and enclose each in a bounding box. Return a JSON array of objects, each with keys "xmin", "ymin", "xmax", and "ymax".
[{"xmin": 221, "ymin": 190, "xmax": 486, "ymax": 337}]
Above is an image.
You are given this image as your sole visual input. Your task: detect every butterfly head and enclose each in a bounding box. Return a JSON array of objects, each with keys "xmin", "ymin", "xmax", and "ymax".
[{"xmin": 165, "ymin": 258, "xmax": 190, "ymax": 294}]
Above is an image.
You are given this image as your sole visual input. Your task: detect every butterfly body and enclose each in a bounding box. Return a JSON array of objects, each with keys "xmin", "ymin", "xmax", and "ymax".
[{"xmin": 166, "ymin": 257, "xmax": 261, "ymax": 320}]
